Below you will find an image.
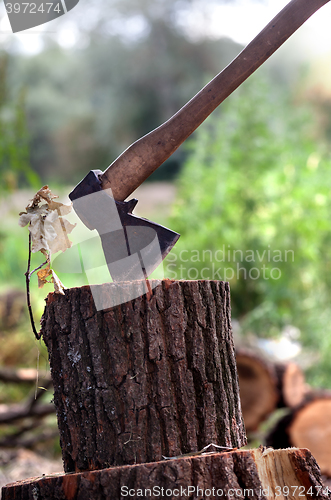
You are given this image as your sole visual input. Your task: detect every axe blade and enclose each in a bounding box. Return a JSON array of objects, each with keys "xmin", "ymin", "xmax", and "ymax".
[{"xmin": 69, "ymin": 170, "xmax": 179, "ymax": 282}]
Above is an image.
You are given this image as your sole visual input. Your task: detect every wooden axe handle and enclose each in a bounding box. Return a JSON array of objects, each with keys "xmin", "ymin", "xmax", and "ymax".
[{"xmin": 100, "ymin": 0, "xmax": 330, "ymax": 201}]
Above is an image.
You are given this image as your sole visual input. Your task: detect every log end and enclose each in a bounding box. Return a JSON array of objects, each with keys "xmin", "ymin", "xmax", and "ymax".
[
  {"xmin": 266, "ymin": 391, "xmax": 331, "ymax": 478},
  {"xmin": 236, "ymin": 350, "xmax": 278, "ymax": 431}
]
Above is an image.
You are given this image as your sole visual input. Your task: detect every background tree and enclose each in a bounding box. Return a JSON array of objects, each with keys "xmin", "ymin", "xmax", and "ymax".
[
  {"xmin": 7, "ymin": 33, "xmax": 243, "ymax": 183},
  {"xmin": 0, "ymin": 53, "xmax": 38, "ymax": 192},
  {"xmin": 168, "ymin": 72, "xmax": 331, "ymax": 387}
]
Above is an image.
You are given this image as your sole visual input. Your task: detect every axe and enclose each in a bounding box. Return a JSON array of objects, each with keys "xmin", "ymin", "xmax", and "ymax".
[{"xmin": 69, "ymin": 0, "xmax": 329, "ymax": 282}]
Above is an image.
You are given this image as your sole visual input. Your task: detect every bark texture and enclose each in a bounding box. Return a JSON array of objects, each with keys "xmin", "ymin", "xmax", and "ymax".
[
  {"xmin": 2, "ymin": 448, "xmax": 328, "ymax": 500},
  {"xmin": 40, "ymin": 280, "xmax": 246, "ymax": 473}
]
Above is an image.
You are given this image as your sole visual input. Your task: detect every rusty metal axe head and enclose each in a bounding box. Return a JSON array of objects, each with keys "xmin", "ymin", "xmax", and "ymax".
[
  {"xmin": 69, "ymin": 170, "xmax": 179, "ymax": 282},
  {"xmin": 69, "ymin": 0, "xmax": 330, "ymax": 283}
]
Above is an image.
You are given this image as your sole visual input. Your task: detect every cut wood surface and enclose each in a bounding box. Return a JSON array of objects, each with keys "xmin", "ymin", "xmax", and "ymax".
[
  {"xmin": 0, "ymin": 367, "xmax": 51, "ymax": 384},
  {"xmin": 236, "ymin": 350, "xmax": 308, "ymax": 431},
  {"xmin": 266, "ymin": 392, "xmax": 331, "ymax": 477},
  {"xmin": 275, "ymin": 361, "xmax": 308, "ymax": 409},
  {"xmin": 2, "ymin": 447, "xmax": 327, "ymax": 500},
  {"xmin": 236, "ymin": 350, "xmax": 278, "ymax": 431},
  {"xmin": 41, "ymin": 280, "xmax": 246, "ymax": 473}
]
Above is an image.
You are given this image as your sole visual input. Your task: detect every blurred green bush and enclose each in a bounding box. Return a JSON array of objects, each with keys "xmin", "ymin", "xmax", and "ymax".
[{"xmin": 168, "ymin": 72, "xmax": 331, "ymax": 387}]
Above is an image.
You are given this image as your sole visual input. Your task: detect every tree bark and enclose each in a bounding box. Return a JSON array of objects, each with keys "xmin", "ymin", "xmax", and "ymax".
[
  {"xmin": 40, "ymin": 280, "xmax": 246, "ymax": 473},
  {"xmin": 2, "ymin": 447, "xmax": 328, "ymax": 500}
]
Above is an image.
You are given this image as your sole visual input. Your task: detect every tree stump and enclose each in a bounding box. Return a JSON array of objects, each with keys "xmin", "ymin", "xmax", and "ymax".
[
  {"xmin": 40, "ymin": 279, "xmax": 246, "ymax": 473},
  {"xmin": 2, "ymin": 447, "xmax": 328, "ymax": 500}
]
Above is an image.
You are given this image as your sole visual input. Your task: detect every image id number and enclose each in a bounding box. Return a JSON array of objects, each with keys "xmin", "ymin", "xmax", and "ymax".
[{"xmin": 5, "ymin": 3, "xmax": 62, "ymax": 14}]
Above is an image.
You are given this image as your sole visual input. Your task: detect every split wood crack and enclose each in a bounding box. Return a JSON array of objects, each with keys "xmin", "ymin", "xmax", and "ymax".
[{"xmin": 162, "ymin": 443, "xmax": 238, "ymax": 460}]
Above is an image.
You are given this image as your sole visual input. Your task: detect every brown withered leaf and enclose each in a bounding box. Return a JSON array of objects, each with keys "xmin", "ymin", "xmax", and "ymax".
[
  {"xmin": 48, "ymin": 217, "xmax": 76, "ymax": 254},
  {"xmin": 37, "ymin": 265, "xmax": 66, "ymax": 295},
  {"xmin": 37, "ymin": 264, "xmax": 52, "ymax": 289},
  {"xmin": 26, "ymin": 185, "xmax": 58, "ymax": 210},
  {"xmin": 19, "ymin": 186, "xmax": 76, "ymax": 256}
]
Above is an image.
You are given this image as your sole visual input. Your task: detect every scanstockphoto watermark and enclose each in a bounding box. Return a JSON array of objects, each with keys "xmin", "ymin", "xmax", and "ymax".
[
  {"xmin": 4, "ymin": 0, "xmax": 80, "ymax": 33},
  {"xmin": 121, "ymin": 485, "xmax": 257, "ymax": 497},
  {"xmin": 166, "ymin": 246, "xmax": 295, "ymax": 281},
  {"xmin": 121, "ymin": 485, "xmax": 327, "ymax": 497}
]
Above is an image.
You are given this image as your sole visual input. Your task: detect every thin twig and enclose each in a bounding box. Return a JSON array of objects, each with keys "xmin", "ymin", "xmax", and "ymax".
[
  {"xmin": 35, "ymin": 349, "xmax": 40, "ymax": 400},
  {"xmin": 25, "ymin": 231, "xmax": 41, "ymax": 340},
  {"xmin": 28, "ymin": 258, "xmax": 49, "ymax": 279},
  {"xmin": 28, "ymin": 379, "xmax": 53, "ymax": 412}
]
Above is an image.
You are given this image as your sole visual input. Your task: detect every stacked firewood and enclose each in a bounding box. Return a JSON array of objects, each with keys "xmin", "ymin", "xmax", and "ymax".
[
  {"xmin": 0, "ymin": 368, "xmax": 56, "ymax": 448},
  {"xmin": 236, "ymin": 348, "xmax": 331, "ymax": 477}
]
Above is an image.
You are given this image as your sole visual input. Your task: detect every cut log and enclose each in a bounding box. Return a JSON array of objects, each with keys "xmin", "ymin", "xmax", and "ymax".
[
  {"xmin": 40, "ymin": 280, "xmax": 246, "ymax": 473},
  {"xmin": 236, "ymin": 350, "xmax": 308, "ymax": 431},
  {"xmin": 2, "ymin": 447, "xmax": 328, "ymax": 500},
  {"xmin": 0, "ymin": 367, "xmax": 51, "ymax": 384},
  {"xmin": 0, "ymin": 402, "xmax": 54, "ymax": 424},
  {"xmin": 266, "ymin": 392, "xmax": 331, "ymax": 477},
  {"xmin": 275, "ymin": 361, "xmax": 308, "ymax": 408},
  {"xmin": 236, "ymin": 349, "xmax": 278, "ymax": 431},
  {"xmin": 0, "ymin": 289, "xmax": 26, "ymax": 329}
]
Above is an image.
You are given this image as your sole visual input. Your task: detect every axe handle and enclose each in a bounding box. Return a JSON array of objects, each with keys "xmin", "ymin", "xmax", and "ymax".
[{"xmin": 100, "ymin": 0, "xmax": 330, "ymax": 201}]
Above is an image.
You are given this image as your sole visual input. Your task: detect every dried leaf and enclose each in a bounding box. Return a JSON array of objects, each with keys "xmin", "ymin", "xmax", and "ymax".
[
  {"xmin": 51, "ymin": 270, "xmax": 66, "ymax": 295},
  {"xmin": 18, "ymin": 213, "xmax": 33, "ymax": 227},
  {"xmin": 37, "ymin": 264, "xmax": 52, "ymax": 289},
  {"xmin": 37, "ymin": 265, "xmax": 66, "ymax": 294},
  {"xmin": 19, "ymin": 187, "xmax": 76, "ymax": 256},
  {"xmin": 26, "ymin": 185, "xmax": 58, "ymax": 210},
  {"xmin": 48, "ymin": 217, "xmax": 76, "ymax": 254},
  {"xmin": 28, "ymin": 211, "xmax": 56, "ymax": 254},
  {"xmin": 48, "ymin": 200, "xmax": 72, "ymax": 214},
  {"xmin": 38, "ymin": 186, "xmax": 58, "ymax": 203},
  {"xmin": 20, "ymin": 187, "xmax": 75, "ymax": 300}
]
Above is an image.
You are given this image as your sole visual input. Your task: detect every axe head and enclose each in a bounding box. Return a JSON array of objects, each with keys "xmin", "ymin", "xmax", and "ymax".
[{"xmin": 69, "ymin": 170, "xmax": 180, "ymax": 282}]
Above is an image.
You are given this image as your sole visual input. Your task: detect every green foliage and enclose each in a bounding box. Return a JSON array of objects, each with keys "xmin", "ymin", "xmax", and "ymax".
[
  {"xmin": 2, "ymin": 0, "xmax": 297, "ymax": 186},
  {"xmin": 0, "ymin": 52, "xmax": 41, "ymax": 293},
  {"xmin": 0, "ymin": 53, "xmax": 39, "ymax": 192},
  {"xmin": 6, "ymin": 27, "xmax": 243, "ymax": 184},
  {"xmin": 0, "ymin": 217, "xmax": 27, "ymax": 288},
  {"xmin": 168, "ymin": 72, "xmax": 331, "ymax": 385}
]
